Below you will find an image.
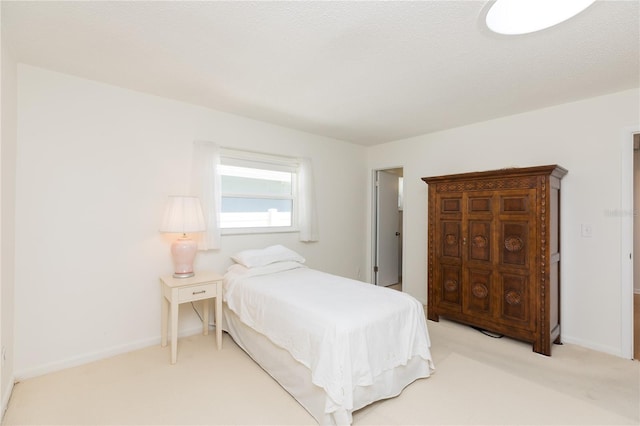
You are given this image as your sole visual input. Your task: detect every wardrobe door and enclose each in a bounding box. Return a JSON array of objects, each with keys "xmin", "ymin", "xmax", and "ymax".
[
  {"xmin": 495, "ymin": 189, "xmax": 537, "ymax": 331},
  {"xmin": 463, "ymin": 192, "xmax": 495, "ymax": 321},
  {"xmin": 433, "ymin": 194, "xmax": 464, "ymax": 314}
]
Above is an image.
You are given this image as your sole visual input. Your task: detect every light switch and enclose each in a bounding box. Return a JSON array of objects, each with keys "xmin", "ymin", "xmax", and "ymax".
[{"xmin": 581, "ymin": 224, "xmax": 593, "ymax": 238}]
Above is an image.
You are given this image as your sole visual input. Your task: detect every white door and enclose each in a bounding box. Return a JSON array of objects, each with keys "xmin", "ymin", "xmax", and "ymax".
[{"xmin": 375, "ymin": 170, "xmax": 400, "ymax": 286}]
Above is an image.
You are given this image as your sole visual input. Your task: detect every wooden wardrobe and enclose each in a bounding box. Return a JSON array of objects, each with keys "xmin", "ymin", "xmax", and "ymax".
[{"xmin": 422, "ymin": 165, "xmax": 567, "ymax": 356}]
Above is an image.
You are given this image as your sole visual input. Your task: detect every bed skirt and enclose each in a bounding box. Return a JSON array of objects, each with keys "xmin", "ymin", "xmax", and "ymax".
[{"xmin": 222, "ymin": 302, "xmax": 431, "ymax": 425}]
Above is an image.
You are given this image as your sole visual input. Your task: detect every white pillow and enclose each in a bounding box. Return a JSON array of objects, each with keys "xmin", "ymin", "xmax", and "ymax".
[
  {"xmin": 231, "ymin": 244, "xmax": 305, "ymax": 268},
  {"xmin": 227, "ymin": 263, "xmax": 250, "ymax": 275}
]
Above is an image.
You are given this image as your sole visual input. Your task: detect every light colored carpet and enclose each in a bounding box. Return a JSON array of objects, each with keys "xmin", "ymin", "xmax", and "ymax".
[
  {"xmin": 354, "ymin": 353, "xmax": 634, "ymax": 425},
  {"xmin": 3, "ymin": 317, "xmax": 639, "ymax": 425}
]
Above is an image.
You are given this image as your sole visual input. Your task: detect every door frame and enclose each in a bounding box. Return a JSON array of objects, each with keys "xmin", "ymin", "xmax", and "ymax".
[
  {"xmin": 621, "ymin": 126, "xmax": 638, "ymax": 359},
  {"xmin": 371, "ymin": 167, "xmax": 404, "ymax": 286}
]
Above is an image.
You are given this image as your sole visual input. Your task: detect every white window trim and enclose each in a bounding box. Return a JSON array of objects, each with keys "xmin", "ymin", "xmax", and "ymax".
[{"xmin": 219, "ymin": 148, "xmax": 300, "ymax": 235}]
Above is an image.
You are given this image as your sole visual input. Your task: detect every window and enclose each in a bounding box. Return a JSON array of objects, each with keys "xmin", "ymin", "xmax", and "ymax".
[{"xmin": 219, "ymin": 150, "xmax": 298, "ymax": 233}]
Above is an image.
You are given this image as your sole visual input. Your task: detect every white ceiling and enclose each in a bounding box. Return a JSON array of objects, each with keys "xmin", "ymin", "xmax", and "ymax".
[{"xmin": 2, "ymin": 1, "xmax": 639, "ymax": 146}]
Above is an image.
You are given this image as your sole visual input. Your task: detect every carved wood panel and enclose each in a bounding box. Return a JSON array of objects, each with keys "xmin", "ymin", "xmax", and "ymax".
[
  {"xmin": 500, "ymin": 273, "xmax": 529, "ymax": 323},
  {"xmin": 501, "ymin": 195, "xmax": 530, "ymax": 213},
  {"xmin": 441, "ymin": 221, "xmax": 461, "ymax": 258},
  {"xmin": 465, "ymin": 268, "xmax": 492, "ymax": 315},
  {"xmin": 441, "ymin": 264, "xmax": 462, "ymax": 307},
  {"xmin": 468, "ymin": 197, "xmax": 492, "ymax": 213},
  {"xmin": 469, "ymin": 220, "xmax": 491, "ymax": 262},
  {"xmin": 441, "ymin": 197, "xmax": 462, "ymax": 213},
  {"xmin": 500, "ymin": 222, "xmax": 528, "ymax": 267}
]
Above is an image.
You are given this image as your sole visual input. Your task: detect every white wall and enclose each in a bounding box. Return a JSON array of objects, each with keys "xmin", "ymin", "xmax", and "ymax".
[
  {"xmin": 366, "ymin": 89, "xmax": 640, "ymax": 357},
  {"xmin": 12, "ymin": 62, "xmax": 639, "ymax": 378},
  {"xmin": 0, "ymin": 10, "xmax": 17, "ymax": 415},
  {"xmin": 14, "ymin": 65, "xmax": 367, "ymax": 379}
]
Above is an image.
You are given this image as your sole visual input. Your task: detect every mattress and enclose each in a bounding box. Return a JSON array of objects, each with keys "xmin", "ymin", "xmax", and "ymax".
[{"xmin": 222, "ymin": 264, "xmax": 435, "ymax": 425}]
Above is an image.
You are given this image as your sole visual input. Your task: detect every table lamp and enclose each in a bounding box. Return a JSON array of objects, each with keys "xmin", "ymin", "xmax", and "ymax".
[{"xmin": 160, "ymin": 196, "xmax": 206, "ymax": 278}]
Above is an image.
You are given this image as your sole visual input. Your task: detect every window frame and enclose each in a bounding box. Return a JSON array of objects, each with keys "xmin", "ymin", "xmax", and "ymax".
[{"xmin": 219, "ymin": 149, "xmax": 300, "ymax": 235}]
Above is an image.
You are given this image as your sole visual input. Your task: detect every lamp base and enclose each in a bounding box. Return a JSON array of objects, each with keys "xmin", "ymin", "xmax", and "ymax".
[
  {"xmin": 171, "ymin": 235, "xmax": 198, "ymax": 279},
  {"xmin": 173, "ymin": 272, "xmax": 195, "ymax": 279}
]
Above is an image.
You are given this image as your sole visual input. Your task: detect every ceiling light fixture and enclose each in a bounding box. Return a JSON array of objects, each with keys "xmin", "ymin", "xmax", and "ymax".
[{"xmin": 486, "ymin": 0, "xmax": 597, "ymax": 35}]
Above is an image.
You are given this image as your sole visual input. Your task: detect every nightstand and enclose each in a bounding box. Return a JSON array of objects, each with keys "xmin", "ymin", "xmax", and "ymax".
[{"xmin": 160, "ymin": 271, "xmax": 224, "ymax": 364}]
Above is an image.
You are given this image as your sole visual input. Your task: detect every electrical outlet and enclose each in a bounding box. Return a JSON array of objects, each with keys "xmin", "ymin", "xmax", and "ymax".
[{"xmin": 1, "ymin": 346, "xmax": 6, "ymax": 367}]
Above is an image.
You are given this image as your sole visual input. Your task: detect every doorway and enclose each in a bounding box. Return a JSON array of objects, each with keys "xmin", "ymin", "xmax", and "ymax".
[
  {"xmin": 621, "ymin": 128, "xmax": 638, "ymax": 360},
  {"xmin": 633, "ymin": 133, "xmax": 639, "ymax": 360},
  {"xmin": 373, "ymin": 168, "xmax": 403, "ymax": 289}
]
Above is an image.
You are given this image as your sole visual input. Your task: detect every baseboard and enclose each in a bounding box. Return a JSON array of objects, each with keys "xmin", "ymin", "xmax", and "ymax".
[
  {"xmin": 1, "ymin": 378, "xmax": 14, "ymax": 423},
  {"xmin": 561, "ymin": 335, "xmax": 624, "ymax": 358},
  {"xmin": 14, "ymin": 326, "xmax": 205, "ymax": 381}
]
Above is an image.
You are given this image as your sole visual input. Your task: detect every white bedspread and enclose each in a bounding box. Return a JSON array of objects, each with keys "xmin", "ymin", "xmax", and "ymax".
[{"xmin": 224, "ymin": 265, "xmax": 435, "ymax": 414}]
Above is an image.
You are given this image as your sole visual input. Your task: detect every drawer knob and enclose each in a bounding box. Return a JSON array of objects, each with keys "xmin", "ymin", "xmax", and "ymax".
[{"xmin": 192, "ymin": 290, "xmax": 206, "ymax": 295}]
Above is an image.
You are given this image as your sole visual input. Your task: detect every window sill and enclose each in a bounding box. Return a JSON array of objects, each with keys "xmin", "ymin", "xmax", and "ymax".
[{"xmin": 221, "ymin": 227, "xmax": 299, "ymax": 236}]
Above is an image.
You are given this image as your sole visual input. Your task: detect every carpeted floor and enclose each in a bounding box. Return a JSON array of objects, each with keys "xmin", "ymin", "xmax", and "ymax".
[
  {"xmin": 354, "ymin": 352, "xmax": 634, "ymax": 425},
  {"xmin": 3, "ymin": 316, "xmax": 639, "ymax": 425}
]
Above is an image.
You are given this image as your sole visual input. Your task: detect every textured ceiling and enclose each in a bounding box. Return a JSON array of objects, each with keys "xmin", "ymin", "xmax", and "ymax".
[{"xmin": 2, "ymin": 1, "xmax": 639, "ymax": 145}]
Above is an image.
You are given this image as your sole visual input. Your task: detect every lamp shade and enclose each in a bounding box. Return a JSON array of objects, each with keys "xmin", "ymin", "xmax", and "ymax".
[{"xmin": 160, "ymin": 196, "xmax": 206, "ymax": 234}]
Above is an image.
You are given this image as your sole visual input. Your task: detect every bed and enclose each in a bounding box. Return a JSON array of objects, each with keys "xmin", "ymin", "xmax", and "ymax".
[{"xmin": 221, "ymin": 245, "xmax": 435, "ymax": 425}]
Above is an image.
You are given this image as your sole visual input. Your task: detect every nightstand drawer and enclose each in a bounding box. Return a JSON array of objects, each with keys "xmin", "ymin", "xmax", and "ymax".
[{"xmin": 178, "ymin": 283, "xmax": 217, "ymax": 303}]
